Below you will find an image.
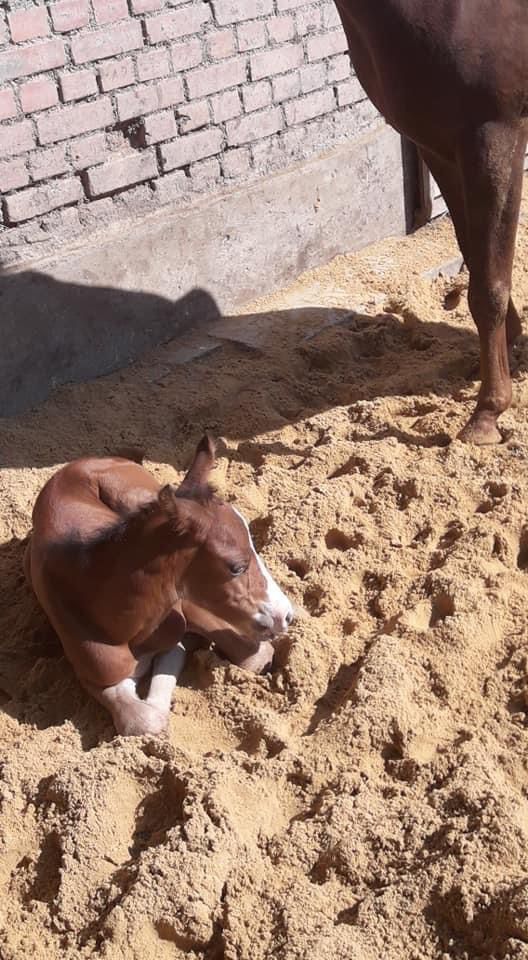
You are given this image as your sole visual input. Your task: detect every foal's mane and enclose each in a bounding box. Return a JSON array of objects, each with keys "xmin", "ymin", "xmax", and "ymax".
[{"xmin": 61, "ymin": 482, "xmax": 219, "ymax": 552}]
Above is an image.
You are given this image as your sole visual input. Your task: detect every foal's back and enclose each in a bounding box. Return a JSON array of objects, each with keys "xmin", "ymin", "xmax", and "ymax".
[
  {"xmin": 30, "ymin": 457, "xmax": 160, "ymax": 547},
  {"xmin": 25, "ymin": 457, "xmax": 174, "ymax": 688}
]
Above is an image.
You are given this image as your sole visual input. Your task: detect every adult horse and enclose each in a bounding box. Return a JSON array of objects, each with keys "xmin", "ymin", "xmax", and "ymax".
[{"xmin": 335, "ymin": 0, "xmax": 527, "ymax": 444}]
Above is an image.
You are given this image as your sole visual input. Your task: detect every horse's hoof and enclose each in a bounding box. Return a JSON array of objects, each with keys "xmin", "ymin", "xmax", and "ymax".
[
  {"xmin": 457, "ymin": 413, "xmax": 502, "ymax": 446},
  {"xmin": 115, "ymin": 703, "xmax": 169, "ymax": 737}
]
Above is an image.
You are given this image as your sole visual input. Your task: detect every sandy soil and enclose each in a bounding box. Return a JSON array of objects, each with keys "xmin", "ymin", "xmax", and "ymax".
[{"xmin": 1, "ymin": 188, "xmax": 528, "ymax": 960}]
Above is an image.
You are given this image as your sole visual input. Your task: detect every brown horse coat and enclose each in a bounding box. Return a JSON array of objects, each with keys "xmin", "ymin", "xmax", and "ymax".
[{"xmin": 336, "ymin": 0, "xmax": 527, "ymax": 443}]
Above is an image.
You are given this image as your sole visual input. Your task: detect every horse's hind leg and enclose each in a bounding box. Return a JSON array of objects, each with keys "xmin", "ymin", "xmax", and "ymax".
[
  {"xmin": 420, "ymin": 146, "xmax": 523, "ymax": 348},
  {"xmin": 455, "ymin": 122, "xmax": 526, "ymax": 445},
  {"xmin": 420, "ymin": 148, "xmax": 468, "ymax": 257}
]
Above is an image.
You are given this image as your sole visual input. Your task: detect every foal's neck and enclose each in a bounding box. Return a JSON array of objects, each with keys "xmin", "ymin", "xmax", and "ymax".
[{"xmin": 90, "ymin": 501, "xmax": 196, "ymax": 588}]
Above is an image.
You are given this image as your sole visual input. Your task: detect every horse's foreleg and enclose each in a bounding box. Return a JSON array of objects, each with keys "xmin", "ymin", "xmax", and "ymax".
[
  {"xmin": 89, "ymin": 654, "xmax": 169, "ymax": 737},
  {"xmin": 145, "ymin": 645, "xmax": 186, "ymax": 716},
  {"xmin": 421, "ymin": 144, "xmax": 524, "ymax": 352},
  {"xmin": 456, "ymin": 121, "xmax": 526, "ymax": 444}
]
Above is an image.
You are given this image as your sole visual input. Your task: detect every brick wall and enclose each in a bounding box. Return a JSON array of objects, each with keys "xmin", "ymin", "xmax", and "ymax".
[{"xmin": 0, "ymin": 0, "xmax": 378, "ymax": 266}]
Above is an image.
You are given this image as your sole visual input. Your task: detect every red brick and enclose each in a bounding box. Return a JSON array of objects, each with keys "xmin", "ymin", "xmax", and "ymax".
[
  {"xmin": 190, "ymin": 156, "xmax": 220, "ymax": 184},
  {"xmin": 0, "ymin": 38, "xmax": 66, "ymax": 84},
  {"xmin": 160, "ymin": 127, "xmax": 223, "ymax": 171},
  {"xmin": 84, "ymin": 150, "xmax": 158, "ymax": 196},
  {"xmin": 130, "ymin": 0, "xmax": 163, "ymax": 11},
  {"xmin": 178, "ymin": 98, "xmax": 209, "ymax": 133},
  {"xmin": 281, "ymin": 125, "xmax": 306, "ymax": 157},
  {"xmin": 71, "ymin": 22, "xmax": 143, "ymax": 65},
  {"xmin": 142, "ymin": 109, "xmax": 177, "ymax": 144},
  {"xmin": 70, "ymin": 132, "xmax": 108, "ymax": 169},
  {"xmin": 186, "ymin": 57, "xmax": 246, "ymax": 99},
  {"xmin": 50, "ymin": 0, "xmax": 90, "ymax": 33},
  {"xmin": 222, "ymin": 146, "xmax": 250, "ymax": 178},
  {"xmin": 237, "ymin": 21, "xmax": 266, "ymax": 51},
  {"xmin": 0, "ymin": 157, "xmax": 29, "ymax": 192},
  {"xmin": 276, "ymin": 0, "xmax": 306, "ymax": 9},
  {"xmin": 29, "ymin": 145, "xmax": 69, "ymax": 182},
  {"xmin": 170, "ymin": 38, "xmax": 203, "ymax": 72},
  {"xmin": 250, "ymin": 43, "xmax": 303, "ymax": 80},
  {"xmin": 93, "ymin": 0, "xmax": 129, "ymax": 24},
  {"xmin": 300, "ymin": 62, "xmax": 326, "ymax": 93},
  {"xmin": 328, "ymin": 54, "xmax": 350, "ymax": 83},
  {"xmin": 242, "ymin": 80, "xmax": 271, "ymax": 112},
  {"xmin": 252, "ymin": 134, "xmax": 282, "ymax": 168},
  {"xmin": 145, "ymin": 5, "xmax": 210, "ymax": 44},
  {"xmin": 116, "ymin": 85, "xmax": 154, "ymax": 121},
  {"xmin": 0, "ymin": 87, "xmax": 16, "ymax": 121},
  {"xmin": 116, "ymin": 76, "xmax": 183, "ymax": 121},
  {"xmin": 296, "ymin": 7, "xmax": 322, "ymax": 35},
  {"xmin": 272, "ymin": 71, "xmax": 300, "ymax": 102},
  {"xmin": 212, "ymin": 0, "xmax": 273, "ymax": 25},
  {"xmin": 267, "ymin": 15, "xmax": 295, "ymax": 44},
  {"xmin": 284, "ymin": 88, "xmax": 335, "ymax": 124},
  {"xmin": 41, "ymin": 204, "xmax": 81, "ymax": 238},
  {"xmin": 8, "ymin": 7, "xmax": 50, "ymax": 43},
  {"xmin": 306, "ymin": 31, "xmax": 348, "ymax": 60},
  {"xmin": 151, "ymin": 169, "xmax": 188, "ymax": 204},
  {"xmin": 226, "ymin": 106, "xmax": 282, "ymax": 146},
  {"xmin": 59, "ymin": 69, "xmax": 98, "ymax": 102},
  {"xmin": 136, "ymin": 48, "xmax": 171, "ymax": 82},
  {"xmin": 98, "ymin": 58, "xmax": 135, "ymax": 91},
  {"xmin": 206, "ymin": 28, "xmax": 236, "ymax": 60},
  {"xmin": 4, "ymin": 176, "xmax": 82, "ymax": 223},
  {"xmin": 0, "ymin": 119, "xmax": 34, "ymax": 159},
  {"xmin": 210, "ymin": 89, "xmax": 240, "ymax": 123},
  {"xmin": 78, "ymin": 195, "xmax": 114, "ymax": 225},
  {"xmin": 37, "ymin": 98, "xmax": 114, "ymax": 144},
  {"xmin": 20, "ymin": 76, "xmax": 58, "ymax": 113},
  {"xmin": 323, "ymin": 3, "xmax": 342, "ymax": 29},
  {"xmin": 337, "ymin": 77, "xmax": 365, "ymax": 107},
  {"xmin": 156, "ymin": 75, "xmax": 185, "ymax": 108}
]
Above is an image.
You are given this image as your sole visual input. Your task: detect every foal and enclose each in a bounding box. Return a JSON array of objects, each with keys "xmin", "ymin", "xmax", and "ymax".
[{"xmin": 24, "ymin": 435, "xmax": 293, "ymax": 736}]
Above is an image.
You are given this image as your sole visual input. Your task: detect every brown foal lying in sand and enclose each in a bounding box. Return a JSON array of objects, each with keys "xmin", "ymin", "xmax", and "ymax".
[{"xmin": 24, "ymin": 435, "xmax": 293, "ymax": 736}]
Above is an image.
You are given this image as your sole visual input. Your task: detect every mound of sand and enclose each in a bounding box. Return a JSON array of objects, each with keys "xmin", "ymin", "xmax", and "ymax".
[{"xmin": 1, "ymin": 190, "xmax": 528, "ymax": 960}]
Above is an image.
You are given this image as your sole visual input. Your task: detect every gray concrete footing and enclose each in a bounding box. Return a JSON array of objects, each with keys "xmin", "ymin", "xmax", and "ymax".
[{"xmin": 1, "ymin": 121, "xmax": 406, "ymax": 417}]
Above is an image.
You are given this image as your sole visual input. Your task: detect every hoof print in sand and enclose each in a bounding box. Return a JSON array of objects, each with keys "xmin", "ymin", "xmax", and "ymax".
[
  {"xmin": 249, "ymin": 514, "xmax": 273, "ymax": 551},
  {"xmin": 328, "ymin": 455, "xmax": 370, "ymax": 479},
  {"xmin": 325, "ymin": 529, "xmax": 364, "ymax": 552},
  {"xmin": 286, "ymin": 557, "xmax": 310, "ymax": 579},
  {"xmin": 517, "ymin": 527, "xmax": 528, "ymax": 571},
  {"xmin": 303, "ymin": 584, "xmax": 327, "ymax": 617}
]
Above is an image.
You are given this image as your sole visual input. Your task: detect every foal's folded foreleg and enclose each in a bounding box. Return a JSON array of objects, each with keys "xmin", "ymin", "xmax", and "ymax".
[
  {"xmin": 146, "ymin": 646, "xmax": 186, "ymax": 715},
  {"xmin": 97, "ymin": 645, "xmax": 186, "ymax": 736}
]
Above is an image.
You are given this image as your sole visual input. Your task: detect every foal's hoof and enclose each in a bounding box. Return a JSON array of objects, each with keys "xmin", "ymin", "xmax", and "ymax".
[
  {"xmin": 115, "ymin": 703, "xmax": 169, "ymax": 737},
  {"xmin": 457, "ymin": 412, "xmax": 502, "ymax": 446}
]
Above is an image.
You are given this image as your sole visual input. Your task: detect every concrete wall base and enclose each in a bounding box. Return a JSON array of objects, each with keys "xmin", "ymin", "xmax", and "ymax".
[{"xmin": 1, "ymin": 121, "xmax": 406, "ymax": 417}]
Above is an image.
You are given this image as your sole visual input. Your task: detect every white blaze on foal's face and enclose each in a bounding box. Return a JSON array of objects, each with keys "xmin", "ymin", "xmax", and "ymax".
[
  {"xmin": 232, "ymin": 507, "xmax": 294, "ymax": 639},
  {"xmin": 179, "ymin": 501, "xmax": 294, "ymax": 662}
]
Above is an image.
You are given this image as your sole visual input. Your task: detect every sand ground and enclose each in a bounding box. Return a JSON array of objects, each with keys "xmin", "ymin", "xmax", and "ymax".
[{"xmin": 1, "ymin": 187, "xmax": 528, "ymax": 960}]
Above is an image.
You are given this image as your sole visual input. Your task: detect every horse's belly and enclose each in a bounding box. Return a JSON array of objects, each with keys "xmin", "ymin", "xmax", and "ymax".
[{"xmin": 337, "ymin": 0, "xmax": 527, "ymax": 157}]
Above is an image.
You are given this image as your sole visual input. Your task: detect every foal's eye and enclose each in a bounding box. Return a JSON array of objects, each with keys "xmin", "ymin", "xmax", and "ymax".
[{"xmin": 229, "ymin": 561, "xmax": 248, "ymax": 576}]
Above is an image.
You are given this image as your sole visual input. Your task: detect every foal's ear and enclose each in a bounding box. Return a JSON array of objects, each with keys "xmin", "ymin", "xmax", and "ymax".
[
  {"xmin": 178, "ymin": 433, "xmax": 216, "ymax": 496},
  {"xmin": 157, "ymin": 484, "xmax": 206, "ymax": 539}
]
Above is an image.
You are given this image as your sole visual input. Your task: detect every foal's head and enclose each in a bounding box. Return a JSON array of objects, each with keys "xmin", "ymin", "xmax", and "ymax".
[{"xmin": 159, "ymin": 435, "xmax": 294, "ymax": 673}]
